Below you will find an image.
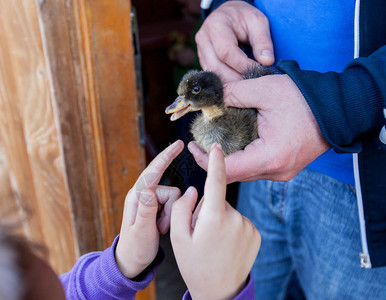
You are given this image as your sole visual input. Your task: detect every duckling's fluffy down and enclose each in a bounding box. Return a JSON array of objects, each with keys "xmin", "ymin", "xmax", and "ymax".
[{"xmin": 191, "ymin": 106, "xmax": 258, "ymax": 155}]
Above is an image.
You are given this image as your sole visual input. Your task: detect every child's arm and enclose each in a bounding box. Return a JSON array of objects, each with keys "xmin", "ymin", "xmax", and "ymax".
[
  {"xmin": 115, "ymin": 140, "xmax": 184, "ymax": 278},
  {"xmin": 171, "ymin": 143, "xmax": 261, "ymax": 300},
  {"xmin": 60, "ymin": 140, "xmax": 184, "ymax": 299},
  {"xmin": 59, "ymin": 236, "xmax": 164, "ymax": 300}
]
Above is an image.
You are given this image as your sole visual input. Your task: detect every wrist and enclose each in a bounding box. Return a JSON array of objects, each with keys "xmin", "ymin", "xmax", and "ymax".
[
  {"xmin": 115, "ymin": 241, "xmax": 166, "ymax": 280},
  {"xmin": 115, "ymin": 242, "xmax": 146, "ymax": 279},
  {"xmin": 277, "ymin": 60, "xmax": 384, "ymax": 153}
]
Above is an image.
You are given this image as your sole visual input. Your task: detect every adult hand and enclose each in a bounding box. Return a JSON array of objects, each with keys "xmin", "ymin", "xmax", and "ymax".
[
  {"xmin": 115, "ymin": 140, "xmax": 184, "ymax": 278},
  {"xmin": 188, "ymin": 75, "xmax": 330, "ymax": 183},
  {"xmin": 171, "ymin": 143, "xmax": 261, "ymax": 300},
  {"xmin": 196, "ymin": 1, "xmax": 274, "ymax": 82}
]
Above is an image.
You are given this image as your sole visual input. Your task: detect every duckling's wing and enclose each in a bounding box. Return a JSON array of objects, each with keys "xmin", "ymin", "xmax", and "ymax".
[
  {"xmin": 226, "ymin": 107, "xmax": 258, "ymax": 139},
  {"xmin": 214, "ymin": 108, "xmax": 258, "ymax": 154}
]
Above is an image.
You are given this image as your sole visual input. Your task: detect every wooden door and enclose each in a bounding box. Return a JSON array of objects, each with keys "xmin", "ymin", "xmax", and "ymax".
[{"xmin": 0, "ymin": 0, "xmax": 153, "ymax": 299}]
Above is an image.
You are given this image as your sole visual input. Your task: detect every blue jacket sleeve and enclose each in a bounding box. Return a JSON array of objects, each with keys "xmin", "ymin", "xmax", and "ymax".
[
  {"xmin": 59, "ymin": 236, "xmax": 164, "ymax": 300},
  {"xmin": 202, "ymin": 0, "xmax": 253, "ymax": 18},
  {"xmin": 182, "ymin": 274, "xmax": 255, "ymax": 300},
  {"xmin": 277, "ymin": 46, "xmax": 386, "ymax": 153}
]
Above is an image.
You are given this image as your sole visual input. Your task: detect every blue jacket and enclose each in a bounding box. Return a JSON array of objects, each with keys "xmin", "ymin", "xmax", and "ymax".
[{"xmin": 202, "ymin": 0, "xmax": 386, "ymax": 268}]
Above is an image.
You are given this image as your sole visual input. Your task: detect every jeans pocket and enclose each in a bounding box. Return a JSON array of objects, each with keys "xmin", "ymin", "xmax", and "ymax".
[{"xmin": 267, "ymin": 181, "xmax": 288, "ymax": 220}]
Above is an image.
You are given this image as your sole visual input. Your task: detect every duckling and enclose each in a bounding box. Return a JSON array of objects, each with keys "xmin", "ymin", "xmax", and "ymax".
[{"xmin": 165, "ymin": 64, "xmax": 274, "ymax": 155}]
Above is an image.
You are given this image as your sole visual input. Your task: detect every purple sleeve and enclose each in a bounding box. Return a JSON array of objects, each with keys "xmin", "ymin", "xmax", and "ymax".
[
  {"xmin": 59, "ymin": 236, "xmax": 164, "ymax": 300},
  {"xmin": 182, "ymin": 274, "xmax": 255, "ymax": 300}
]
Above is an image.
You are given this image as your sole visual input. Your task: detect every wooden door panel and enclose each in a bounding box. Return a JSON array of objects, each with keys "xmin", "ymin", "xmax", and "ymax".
[
  {"xmin": 0, "ymin": 0, "xmax": 75, "ymax": 272},
  {"xmin": 0, "ymin": 0, "xmax": 153, "ymax": 298}
]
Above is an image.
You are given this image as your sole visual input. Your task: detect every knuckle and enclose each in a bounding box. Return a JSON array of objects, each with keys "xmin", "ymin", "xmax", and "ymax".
[
  {"xmin": 217, "ymin": 46, "xmax": 231, "ymax": 61},
  {"xmin": 195, "ymin": 30, "xmax": 204, "ymax": 44},
  {"xmin": 252, "ymin": 10, "xmax": 269, "ymax": 25}
]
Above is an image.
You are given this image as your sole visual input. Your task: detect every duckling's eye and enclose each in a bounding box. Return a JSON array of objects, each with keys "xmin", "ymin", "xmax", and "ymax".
[{"xmin": 192, "ymin": 86, "xmax": 201, "ymax": 94}]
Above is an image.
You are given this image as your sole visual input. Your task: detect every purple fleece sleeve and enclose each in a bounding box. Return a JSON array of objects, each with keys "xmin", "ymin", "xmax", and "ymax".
[
  {"xmin": 59, "ymin": 236, "xmax": 164, "ymax": 300},
  {"xmin": 182, "ymin": 274, "xmax": 255, "ymax": 300}
]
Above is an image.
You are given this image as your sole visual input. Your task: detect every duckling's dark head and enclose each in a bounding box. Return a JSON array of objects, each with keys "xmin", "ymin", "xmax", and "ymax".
[{"xmin": 165, "ymin": 70, "xmax": 224, "ymax": 121}]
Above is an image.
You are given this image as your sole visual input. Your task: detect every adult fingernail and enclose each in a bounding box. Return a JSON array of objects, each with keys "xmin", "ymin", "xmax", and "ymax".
[{"xmin": 261, "ymin": 50, "xmax": 274, "ymax": 57}]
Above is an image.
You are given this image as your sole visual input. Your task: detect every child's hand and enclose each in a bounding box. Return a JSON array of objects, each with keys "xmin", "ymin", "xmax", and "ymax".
[
  {"xmin": 170, "ymin": 143, "xmax": 261, "ymax": 300},
  {"xmin": 115, "ymin": 140, "xmax": 184, "ymax": 278}
]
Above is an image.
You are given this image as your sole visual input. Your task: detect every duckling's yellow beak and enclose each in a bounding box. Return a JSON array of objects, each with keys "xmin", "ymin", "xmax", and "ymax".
[{"xmin": 165, "ymin": 96, "xmax": 193, "ymax": 121}]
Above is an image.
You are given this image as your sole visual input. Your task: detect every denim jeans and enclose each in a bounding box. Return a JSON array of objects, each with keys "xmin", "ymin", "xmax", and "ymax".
[{"xmin": 237, "ymin": 168, "xmax": 386, "ymax": 300}]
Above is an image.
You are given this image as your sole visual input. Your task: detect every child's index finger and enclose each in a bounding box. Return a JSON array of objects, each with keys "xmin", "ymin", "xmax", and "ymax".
[
  {"xmin": 202, "ymin": 143, "xmax": 227, "ymax": 212},
  {"xmin": 135, "ymin": 140, "xmax": 184, "ymax": 192}
]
